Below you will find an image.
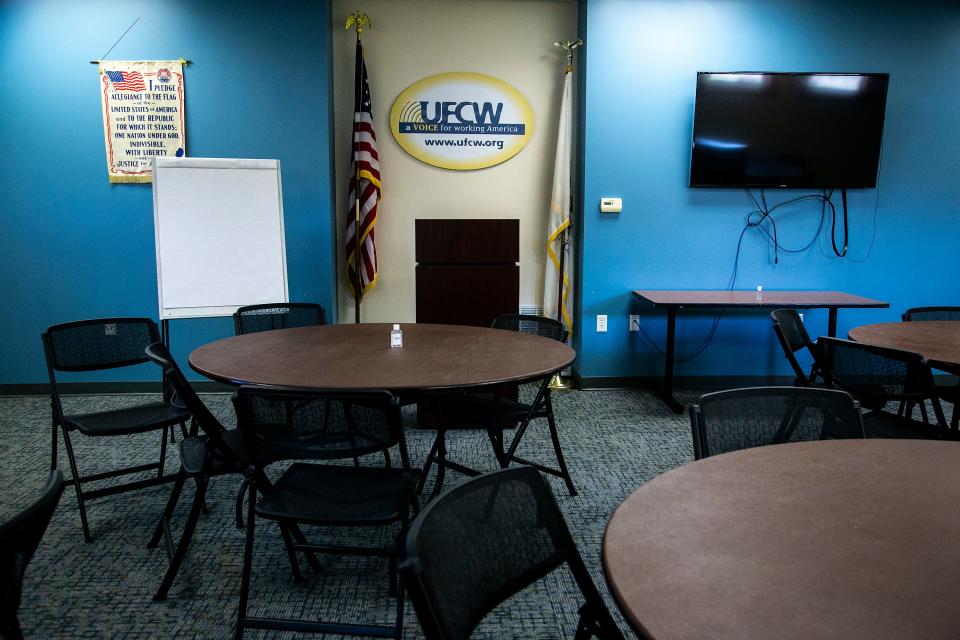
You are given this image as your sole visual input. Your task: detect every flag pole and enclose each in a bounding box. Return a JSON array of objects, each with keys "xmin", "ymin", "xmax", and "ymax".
[
  {"xmin": 549, "ymin": 39, "xmax": 581, "ymax": 392},
  {"xmin": 347, "ymin": 11, "xmax": 370, "ymax": 324}
]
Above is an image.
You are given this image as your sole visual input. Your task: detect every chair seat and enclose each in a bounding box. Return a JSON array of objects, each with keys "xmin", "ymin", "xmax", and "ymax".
[
  {"xmin": 179, "ymin": 430, "xmax": 248, "ymax": 476},
  {"xmin": 63, "ymin": 402, "xmax": 191, "ymax": 436},
  {"xmin": 863, "ymin": 410, "xmax": 942, "ymax": 440},
  {"xmin": 256, "ymin": 463, "xmax": 417, "ymax": 526}
]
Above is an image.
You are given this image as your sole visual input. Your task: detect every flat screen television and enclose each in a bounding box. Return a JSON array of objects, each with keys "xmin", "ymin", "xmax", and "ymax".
[{"xmin": 689, "ymin": 72, "xmax": 889, "ymax": 188}]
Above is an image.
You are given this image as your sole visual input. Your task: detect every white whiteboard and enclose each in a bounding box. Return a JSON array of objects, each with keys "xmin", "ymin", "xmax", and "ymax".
[{"xmin": 152, "ymin": 157, "xmax": 289, "ymax": 319}]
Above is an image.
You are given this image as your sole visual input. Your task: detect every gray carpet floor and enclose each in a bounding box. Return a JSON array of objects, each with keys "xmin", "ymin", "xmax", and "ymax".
[{"xmin": 0, "ymin": 387, "xmax": 703, "ymax": 639}]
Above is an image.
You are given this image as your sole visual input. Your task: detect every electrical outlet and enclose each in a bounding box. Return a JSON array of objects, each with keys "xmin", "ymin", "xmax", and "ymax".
[
  {"xmin": 597, "ymin": 315, "xmax": 608, "ymax": 333},
  {"xmin": 629, "ymin": 315, "xmax": 639, "ymax": 332}
]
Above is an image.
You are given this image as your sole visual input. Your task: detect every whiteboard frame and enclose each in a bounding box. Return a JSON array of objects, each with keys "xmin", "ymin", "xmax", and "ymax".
[{"xmin": 152, "ymin": 157, "xmax": 289, "ymax": 319}]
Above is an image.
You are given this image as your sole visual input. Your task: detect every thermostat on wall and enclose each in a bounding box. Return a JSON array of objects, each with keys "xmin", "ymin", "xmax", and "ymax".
[{"xmin": 600, "ymin": 197, "xmax": 622, "ymax": 213}]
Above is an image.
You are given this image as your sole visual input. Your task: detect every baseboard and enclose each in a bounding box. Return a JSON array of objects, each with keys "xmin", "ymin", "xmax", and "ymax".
[
  {"xmin": 0, "ymin": 381, "xmax": 234, "ymax": 396},
  {"xmin": 573, "ymin": 374, "xmax": 798, "ymax": 390}
]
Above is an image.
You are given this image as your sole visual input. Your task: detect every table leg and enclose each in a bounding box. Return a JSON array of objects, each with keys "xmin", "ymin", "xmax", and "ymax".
[
  {"xmin": 828, "ymin": 308, "xmax": 838, "ymax": 338},
  {"xmin": 658, "ymin": 308, "xmax": 684, "ymax": 414}
]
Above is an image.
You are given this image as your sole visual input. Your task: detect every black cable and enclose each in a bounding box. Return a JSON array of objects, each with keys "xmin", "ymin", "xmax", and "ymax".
[
  {"xmin": 831, "ymin": 188, "xmax": 849, "ymax": 257},
  {"xmin": 635, "ymin": 186, "xmax": 845, "ymax": 363}
]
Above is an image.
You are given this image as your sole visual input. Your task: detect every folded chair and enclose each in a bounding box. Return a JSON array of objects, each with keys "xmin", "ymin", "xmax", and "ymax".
[
  {"xmin": 401, "ymin": 466, "xmax": 625, "ymax": 640},
  {"xmin": 143, "ymin": 343, "xmax": 300, "ymax": 601},
  {"xmin": 42, "ymin": 318, "xmax": 191, "ymax": 542},
  {"xmin": 770, "ymin": 309, "xmax": 821, "ymax": 386},
  {"xmin": 232, "ymin": 385, "xmax": 419, "ymax": 639},
  {"xmin": 420, "ymin": 314, "xmax": 576, "ymax": 497}
]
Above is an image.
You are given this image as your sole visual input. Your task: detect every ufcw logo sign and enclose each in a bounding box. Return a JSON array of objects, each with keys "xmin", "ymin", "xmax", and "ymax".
[
  {"xmin": 397, "ymin": 101, "xmax": 523, "ymax": 134},
  {"xmin": 390, "ymin": 71, "xmax": 534, "ymax": 171}
]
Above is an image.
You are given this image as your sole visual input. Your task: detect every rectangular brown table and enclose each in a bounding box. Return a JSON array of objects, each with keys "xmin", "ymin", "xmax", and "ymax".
[{"xmin": 633, "ymin": 290, "xmax": 889, "ymax": 412}]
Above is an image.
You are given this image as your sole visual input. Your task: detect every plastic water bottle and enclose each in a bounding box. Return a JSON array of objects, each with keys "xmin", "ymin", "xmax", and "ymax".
[
  {"xmin": 390, "ymin": 323, "xmax": 403, "ymax": 348},
  {"xmin": 756, "ymin": 285, "xmax": 763, "ymax": 302}
]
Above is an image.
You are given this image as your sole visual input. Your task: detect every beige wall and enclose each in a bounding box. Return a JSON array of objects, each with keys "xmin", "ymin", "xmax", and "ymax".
[{"xmin": 332, "ymin": 0, "xmax": 578, "ymax": 323}]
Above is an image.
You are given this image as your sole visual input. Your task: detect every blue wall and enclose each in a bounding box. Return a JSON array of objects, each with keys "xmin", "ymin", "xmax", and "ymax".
[
  {"xmin": 577, "ymin": 0, "xmax": 960, "ymax": 380},
  {"xmin": 0, "ymin": 0, "xmax": 336, "ymax": 383}
]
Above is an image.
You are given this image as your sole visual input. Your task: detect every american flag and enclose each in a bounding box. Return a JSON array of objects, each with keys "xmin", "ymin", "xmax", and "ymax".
[
  {"xmin": 344, "ymin": 40, "xmax": 381, "ymax": 299},
  {"xmin": 106, "ymin": 70, "xmax": 146, "ymax": 91}
]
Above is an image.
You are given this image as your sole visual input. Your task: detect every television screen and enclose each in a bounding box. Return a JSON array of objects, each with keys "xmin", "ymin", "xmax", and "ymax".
[{"xmin": 689, "ymin": 72, "xmax": 889, "ymax": 188}]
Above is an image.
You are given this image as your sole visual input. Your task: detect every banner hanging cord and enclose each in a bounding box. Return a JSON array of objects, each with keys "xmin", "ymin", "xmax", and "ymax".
[{"xmin": 91, "ymin": 16, "xmax": 189, "ymax": 65}]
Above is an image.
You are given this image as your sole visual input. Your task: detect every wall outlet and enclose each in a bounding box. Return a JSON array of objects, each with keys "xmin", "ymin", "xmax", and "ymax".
[
  {"xmin": 597, "ymin": 314, "xmax": 608, "ymax": 333},
  {"xmin": 629, "ymin": 314, "xmax": 639, "ymax": 331}
]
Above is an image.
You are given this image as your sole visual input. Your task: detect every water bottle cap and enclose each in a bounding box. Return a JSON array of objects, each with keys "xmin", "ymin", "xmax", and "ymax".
[{"xmin": 393, "ymin": 323, "xmax": 400, "ymax": 330}]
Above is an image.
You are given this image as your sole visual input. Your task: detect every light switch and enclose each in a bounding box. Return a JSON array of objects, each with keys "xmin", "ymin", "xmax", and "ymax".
[{"xmin": 600, "ymin": 197, "xmax": 622, "ymax": 213}]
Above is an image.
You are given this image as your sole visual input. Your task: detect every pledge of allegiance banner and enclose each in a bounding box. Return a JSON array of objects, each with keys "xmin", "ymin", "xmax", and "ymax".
[{"xmin": 99, "ymin": 60, "xmax": 185, "ymax": 183}]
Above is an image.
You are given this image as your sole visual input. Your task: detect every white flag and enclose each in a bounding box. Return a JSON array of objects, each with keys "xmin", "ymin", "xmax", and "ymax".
[{"xmin": 543, "ymin": 70, "xmax": 574, "ymax": 336}]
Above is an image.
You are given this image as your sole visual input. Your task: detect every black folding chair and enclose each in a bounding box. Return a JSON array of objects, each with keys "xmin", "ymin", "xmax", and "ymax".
[
  {"xmin": 233, "ymin": 302, "xmax": 327, "ymax": 335},
  {"xmin": 232, "ymin": 385, "xmax": 419, "ymax": 639},
  {"xmin": 689, "ymin": 386, "xmax": 865, "ymax": 459},
  {"xmin": 770, "ymin": 309, "xmax": 821, "ymax": 386},
  {"xmin": 0, "ymin": 471, "xmax": 64, "ymax": 640},
  {"xmin": 420, "ymin": 314, "xmax": 576, "ymax": 497},
  {"xmin": 902, "ymin": 306, "xmax": 960, "ymax": 322},
  {"xmin": 401, "ymin": 466, "xmax": 626, "ymax": 640},
  {"xmin": 42, "ymin": 318, "xmax": 191, "ymax": 542},
  {"xmin": 818, "ymin": 336, "xmax": 948, "ymax": 439},
  {"xmin": 902, "ymin": 306, "xmax": 960, "ymax": 430}
]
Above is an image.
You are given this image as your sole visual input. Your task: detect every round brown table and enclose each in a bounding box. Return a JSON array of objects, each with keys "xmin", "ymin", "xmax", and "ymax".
[
  {"xmin": 603, "ymin": 439, "xmax": 960, "ymax": 640},
  {"xmin": 849, "ymin": 320, "xmax": 960, "ymax": 375},
  {"xmin": 189, "ymin": 323, "xmax": 574, "ymax": 394}
]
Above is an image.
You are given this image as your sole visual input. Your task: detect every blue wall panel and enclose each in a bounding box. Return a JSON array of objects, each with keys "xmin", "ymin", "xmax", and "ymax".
[
  {"xmin": 579, "ymin": 0, "xmax": 960, "ymax": 379},
  {"xmin": 0, "ymin": 0, "xmax": 336, "ymax": 383}
]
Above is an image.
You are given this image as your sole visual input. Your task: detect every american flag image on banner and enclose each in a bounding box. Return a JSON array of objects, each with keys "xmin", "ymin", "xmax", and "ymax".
[
  {"xmin": 344, "ymin": 40, "xmax": 381, "ymax": 299},
  {"xmin": 105, "ymin": 70, "xmax": 146, "ymax": 91}
]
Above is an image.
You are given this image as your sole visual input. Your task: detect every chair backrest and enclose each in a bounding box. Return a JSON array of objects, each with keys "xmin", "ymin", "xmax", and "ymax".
[
  {"xmin": 400, "ymin": 466, "xmax": 618, "ymax": 640},
  {"xmin": 902, "ymin": 306, "xmax": 960, "ymax": 322},
  {"xmin": 492, "ymin": 314, "xmax": 568, "ymax": 343},
  {"xmin": 144, "ymin": 343, "xmax": 239, "ymax": 462},
  {"xmin": 0, "ymin": 471, "xmax": 64, "ymax": 637},
  {"xmin": 689, "ymin": 386, "xmax": 864, "ymax": 459},
  {"xmin": 232, "ymin": 386, "xmax": 406, "ymax": 466},
  {"xmin": 233, "ymin": 302, "xmax": 327, "ymax": 335},
  {"xmin": 42, "ymin": 318, "xmax": 159, "ymax": 372},
  {"xmin": 770, "ymin": 309, "xmax": 818, "ymax": 385},
  {"xmin": 816, "ymin": 336, "xmax": 939, "ymax": 410}
]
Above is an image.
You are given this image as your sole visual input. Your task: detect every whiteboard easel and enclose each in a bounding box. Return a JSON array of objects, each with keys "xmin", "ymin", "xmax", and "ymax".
[{"xmin": 152, "ymin": 157, "xmax": 289, "ymax": 323}]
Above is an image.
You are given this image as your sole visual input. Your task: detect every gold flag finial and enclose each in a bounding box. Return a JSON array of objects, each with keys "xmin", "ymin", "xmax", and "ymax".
[
  {"xmin": 346, "ymin": 11, "xmax": 372, "ymax": 38},
  {"xmin": 553, "ymin": 39, "xmax": 583, "ymax": 74}
]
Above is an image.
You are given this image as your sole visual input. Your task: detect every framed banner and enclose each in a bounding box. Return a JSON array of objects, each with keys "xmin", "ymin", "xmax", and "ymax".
[{"xmin": 99, "ymin": 60, "xmax": 185, "ymax": 183}]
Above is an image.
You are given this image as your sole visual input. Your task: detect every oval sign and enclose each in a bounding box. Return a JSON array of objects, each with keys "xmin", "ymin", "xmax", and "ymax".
[{"xmin": 389, "ymin": 72, "xmax": 534, "ymax": 170}]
